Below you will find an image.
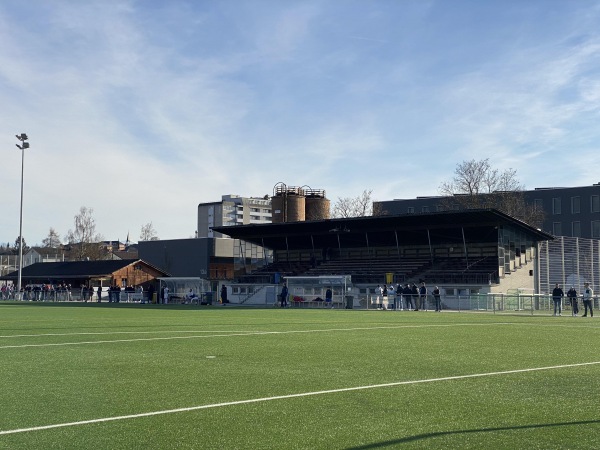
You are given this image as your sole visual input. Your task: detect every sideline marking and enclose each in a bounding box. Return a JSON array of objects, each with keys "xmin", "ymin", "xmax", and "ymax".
[
  {"xmin": 0, "ymin": 330, "xmax": 258, "ymax": 339},
  {"xmin": 1, "ymin": 320, "xmax": 594, "ymax": 341},
  {"xmin": 0, "ymin": 323, "xmax": 515, "ymax": 349},
  {"xmin": 1, "ymin": 361, "xmax": 599, "ymax": 436}
]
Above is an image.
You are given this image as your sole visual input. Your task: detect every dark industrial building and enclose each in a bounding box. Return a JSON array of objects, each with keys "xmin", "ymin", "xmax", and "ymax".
[{"xmin": 375, "ymin": 183, "xmax": 600, "ymax": 240}]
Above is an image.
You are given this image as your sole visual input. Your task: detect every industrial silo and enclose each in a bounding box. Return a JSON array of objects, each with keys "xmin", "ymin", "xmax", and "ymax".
[
  {"xmin": 271, "ymin": 183, "xmax": 306, "ymax": 223},
  {"xmin": 304, "ymin": 189, "xmax": 330, "ymax": 221}
]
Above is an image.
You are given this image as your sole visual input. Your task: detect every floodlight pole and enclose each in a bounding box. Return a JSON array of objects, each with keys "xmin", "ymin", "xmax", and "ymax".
[{"xmin": 16, "ymin": 133, "xmax": 29, "ymax": 299}]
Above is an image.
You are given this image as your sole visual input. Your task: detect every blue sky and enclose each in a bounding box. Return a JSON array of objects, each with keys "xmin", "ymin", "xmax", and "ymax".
[{"xmin": 2, "ymin": 0, "xmax": 600, "ymax": 245}]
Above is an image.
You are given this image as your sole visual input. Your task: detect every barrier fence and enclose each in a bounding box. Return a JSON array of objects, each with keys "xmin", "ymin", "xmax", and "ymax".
[
  {"xmin": 2, "ymin": 289, "xmax": 598, "ymax": 315},
  {"xmin": 363, "ymin": 293, "xmax": 599, "ymax": 315}
]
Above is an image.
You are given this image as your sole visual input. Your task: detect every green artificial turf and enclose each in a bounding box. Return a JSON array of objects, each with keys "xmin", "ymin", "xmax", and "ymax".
[{"xmin": 0, "ymin": 303, "xmax": 599, "ymax": 449}]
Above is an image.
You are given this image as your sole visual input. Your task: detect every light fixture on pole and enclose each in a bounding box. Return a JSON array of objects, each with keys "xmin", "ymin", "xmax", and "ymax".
[{"xmin": 16, "ymin": 133, "xmax": 29, "ymax": 299}]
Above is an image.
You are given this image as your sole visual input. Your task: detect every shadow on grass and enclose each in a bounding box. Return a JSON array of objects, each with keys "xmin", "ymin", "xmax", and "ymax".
[{"xmin": 347, "ymin": 420, "xmax": 600, "ymax": 449}]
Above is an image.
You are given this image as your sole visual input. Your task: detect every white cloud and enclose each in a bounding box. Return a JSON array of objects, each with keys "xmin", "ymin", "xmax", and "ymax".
[{"xmin": 2, "ymin": 1, "xmax": 600, "ymax": 244}]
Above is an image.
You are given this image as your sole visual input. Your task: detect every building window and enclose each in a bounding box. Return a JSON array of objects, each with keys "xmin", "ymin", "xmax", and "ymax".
[
  {"xmin": 592, "ymin": 195, "xmax": 600, "ymax": 213},
  {"xmin": 553, "ymin": 222, "xmax": 562, "ymax": 236},
  {"xmin": 572, "ymin": 221, "xmax": 581, "ymax": 238},
  {"xmin": 552, "ymin": 197, "xmax": 561, "ymax": 215},
  {"xmin": 593, "ymin": 221, "xmax": 600, "ymax": 238},
  {"xmin": 534, "ymin": 198, "xmax": 543, "ymax": 210},
  {"xmin": 571, "ymin": 196, "xmax": 580, "ymax": 214},
  {"xmin": 436, "ymin": 204, "xmax": 444, "ymax": 212},
  {"xmin": 422, "ymin": 206, "xmax": 429, "ymax": 213},
  {"xmin": 407, "ymin": 207, "xmax": 414, "ymax": 213}
]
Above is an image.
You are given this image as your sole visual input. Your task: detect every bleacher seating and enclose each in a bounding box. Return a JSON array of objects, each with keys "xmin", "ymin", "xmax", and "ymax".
[
  {"xmin": 303, "ymin": 255, "xmax": 432, "ymax": 284},
  {"xmin": 239, "ymin": 254, "xmax": 502, "ymax": 286}
]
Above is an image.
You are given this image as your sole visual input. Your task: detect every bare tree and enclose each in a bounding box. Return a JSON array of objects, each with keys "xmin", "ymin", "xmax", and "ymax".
[
  {"xmin": 139, "ymin": 222, "xmax": 159, "ymax": 241},
  {"xmin": 66, "ymin": 206, "xmax": 104, "ymax": 260},
  {"xmin": 438, "ymin": 159, "xmax": 544, "ymax": 227},
  {"xmin": 42, "ymin": 228, "xmax": 61, "ymax": 248},
  {"xmin": 332, "ymin": 189, "xmax": 375, "ymax": 218}
]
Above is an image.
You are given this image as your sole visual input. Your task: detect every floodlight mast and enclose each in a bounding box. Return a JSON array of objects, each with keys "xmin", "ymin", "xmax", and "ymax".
[{"xmin": 15, "ymin": 133, "xmax": 29, "ymax": 299}]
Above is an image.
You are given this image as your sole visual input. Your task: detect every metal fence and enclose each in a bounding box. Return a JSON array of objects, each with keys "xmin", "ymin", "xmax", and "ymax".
[
  {"xmin": 360, "ymin": 292, "xmax": 599, "ymax": 315},
  {"xmin": 538, "ymin": 236, "xmax": 600, "ymax": 295},
  {"xmin": 1, "ymin": 288, "xmax": 146, "ymax": 303},
  {"xmin": 3, "ymin": 288, "xmax": 598, "ymax": 315}
]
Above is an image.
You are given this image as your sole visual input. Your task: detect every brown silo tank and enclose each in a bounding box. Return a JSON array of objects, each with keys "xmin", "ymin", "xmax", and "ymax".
[
  {"xmin": 305, "ymin": 190, "xmax": 330, "ymax": 221},
  {"xmin": 271, "ymin": 195, "xmax": 285, "ymax": 223},
  {"xmin": 286, "ymin": 192, "xmax": 305, "ymax": 222}
]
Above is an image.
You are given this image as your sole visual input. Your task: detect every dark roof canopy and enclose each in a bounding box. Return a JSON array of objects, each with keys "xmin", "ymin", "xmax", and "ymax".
[
  {"xmin": 213, "ymin": 209, "xmax": 553, "ymax": 251},
  {"xmin": 0, "ymin": 259, "xmax": 167, "ymax": 281}
]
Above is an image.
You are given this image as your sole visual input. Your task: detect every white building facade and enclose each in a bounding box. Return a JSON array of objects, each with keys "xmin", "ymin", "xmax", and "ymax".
[{"xmin": 197, "ymin": 195, "xmax": 272, "ymax": 238}]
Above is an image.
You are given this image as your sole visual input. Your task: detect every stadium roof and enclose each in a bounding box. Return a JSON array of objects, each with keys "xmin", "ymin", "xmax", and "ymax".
[
  {"xmin": 213, "ymin": 209, "xmax": 554, "ymax": 251},
  {"xmin": 0, "ymin": 259, "xmax": 169, "ymax": 281}
]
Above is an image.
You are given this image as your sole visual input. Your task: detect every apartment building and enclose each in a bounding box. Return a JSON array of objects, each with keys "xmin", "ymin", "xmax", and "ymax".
[{"xmin": 197, "ymin": 195, "xmax": 272, "ymax": 238}]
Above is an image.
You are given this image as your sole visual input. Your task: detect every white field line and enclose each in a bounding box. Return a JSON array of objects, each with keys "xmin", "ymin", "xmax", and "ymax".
[
  {"xmin": 0, "ymin": 323, "xmax": 516, "ymax": 349},
  {"xmin": 0, "ymin": 330, "xmax": 262, "ymax": 338},
  {"xmin": 1, "ymin": 321, "xmax": 597, "ymax": 349},
  {"xmin": 1, "ymin": 361, "xmax": 599, "ymax": 436},
  {"xmin": 0, "ymin": 321, "xmax": 593, "ymax": 340}
]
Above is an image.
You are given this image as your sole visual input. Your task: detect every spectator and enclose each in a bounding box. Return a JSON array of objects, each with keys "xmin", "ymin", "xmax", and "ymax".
[
  {"xmin": 148, "ymin": 284, "xmax": 155, "ymax": 304},
  {"xmin": 433, "ymin": 286, "xmax": 441, "ymax": 312},
  {"xmin": 186, "ymin": 289, "xmax": 197, "ymax": 304},
  {"xmin": 582, "ymin": 282, "xmax": 594, "ymax": 317},
  {"xmin": 325, "ymin": 287, "xmax": 333, "ymax": 308},
  {"xmin": 411, "ymin": 284, "xmax": 419, "ymax": 311},
  {"xmin": 419, "ymin": 282, "xmax": 428, "ymax": 311},
  {"xmin": 221, "ymin": 284, "xmax": 229, "ymax": 304},
  {"xmin": 375, "ymin": 285, "xmax": 383, "ymax": 309},
  {"xmin": 552, "ymin": 283, "xmax": 564, "ymax": 316},
  {"xmin": 280, "ymin": 283, "xmax": 288, "ymax": 308},
  {"xmin": 382, "ymin": 284, "xmax": 388, "ymax": 310},
  {"xmin": 403, "ymin": 284, "xmax": 413, "ymax": 310},
  {"xmin": 567, "ymin": 286, "xmax": 578, "ymax": 316},
  {"xmin": 388, "ymin": 284, "xmax": 396, "ymax": 310},
  {"xmin": 395, "ymin": 284, "xmax": 403, "ymax": 311}
]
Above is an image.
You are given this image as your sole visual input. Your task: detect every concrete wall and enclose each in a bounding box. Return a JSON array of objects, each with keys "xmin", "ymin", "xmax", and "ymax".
[{"xmin": 491, "ymin": 260, "xmax": 535, "ymax": 294}]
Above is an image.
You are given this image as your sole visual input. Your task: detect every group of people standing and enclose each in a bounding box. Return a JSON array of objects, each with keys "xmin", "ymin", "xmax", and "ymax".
[
  {"xmin": 552, "ymin": 282, "xmax": 594, "ymax": 317},
  {"xmin": 375, "ymin": 282, "xmax": 442, "ymax": 312}
]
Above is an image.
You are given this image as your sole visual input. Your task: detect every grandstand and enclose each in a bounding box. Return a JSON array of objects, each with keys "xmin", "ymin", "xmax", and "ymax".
[{"xmin": 213, "ymin": 209, "xmax": 553, "ymax": 295}]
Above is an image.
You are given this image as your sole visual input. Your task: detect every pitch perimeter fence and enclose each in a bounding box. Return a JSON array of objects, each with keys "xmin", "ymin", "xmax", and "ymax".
[{"xmin": 363, "ymin": 292, "xmax": 599, "ymax": 315}]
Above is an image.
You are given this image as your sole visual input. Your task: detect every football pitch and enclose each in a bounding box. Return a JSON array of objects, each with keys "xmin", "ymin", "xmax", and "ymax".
[{"xmin": 1, "ymin": 303, "xmax": 599, "ymax": 449}]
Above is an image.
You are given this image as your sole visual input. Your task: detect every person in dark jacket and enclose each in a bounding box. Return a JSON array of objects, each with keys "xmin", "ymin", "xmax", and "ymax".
[
  {"xmin": 552, "ymin": 283, "xmax": 564, "ymax": 316},
  {"xmin": 221, "ymin": 284, "xmax": 229, "ymax": 304},
  {"xmin": 419, "ymin": 282, "xmax": 428, "ymax": 311},
  {"xmin": 411, "ymin": 284, "xmax": 419, "ymax": 311},
  {"xmin": 280, "ymin": 283, "xmax": 288, "ymax": 308},
  {"xmin": 325, "ymin": 287, "xmax": 333, "ymax": 307},
  {"xmin": 567, "ymin": 286, "xmax": 578, "ymax": 316},
  {"xmin": 582, "ymin": 282, "xmax": 594, "ymax": 317},
  {"xmin": 433, "ymin": 286, "xmax": 441, "ymax": 312},
  {"xmin": 403, "ymin": 284, "xmax": 412, "ymax": 310}
]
